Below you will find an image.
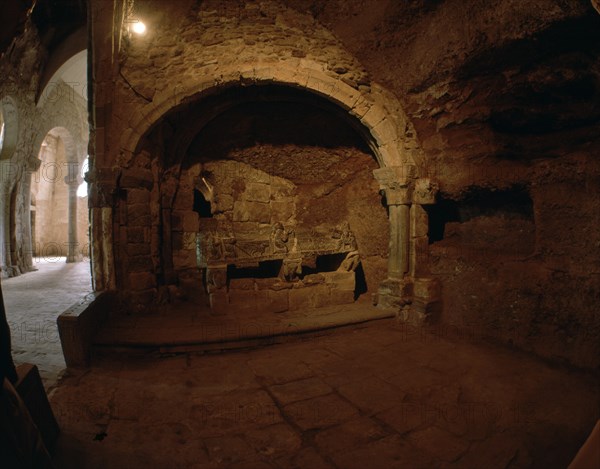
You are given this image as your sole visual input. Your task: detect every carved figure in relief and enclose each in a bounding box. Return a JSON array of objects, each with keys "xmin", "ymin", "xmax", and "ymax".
[
  {"xmin": 222, "ymin": 235, "xmax": 237, "ymax": 259},
  {"xmin": 414, "ymin": 178, "xmax": 439, "ymax": 205},
  {"xmin": 206, "ymin": 233, "xmax": 223, "ymax": 261},
  {"xmin": 270, "ymin": 222, "xmax": 289, "ymax": 254},
  {"xmin": 282, "ymin": 257, "xmax": 302, "ymax": 282},
  {"xmin": 333, "ymin": 222, "xmax": 357, "ymax": 251},
  {"xmin": 206, "ymin": 268, "xmax": 227, "ymax": 293},
  {"xmin": 339, "ymin": 250, "xmax": 360, "ymax": 272}
]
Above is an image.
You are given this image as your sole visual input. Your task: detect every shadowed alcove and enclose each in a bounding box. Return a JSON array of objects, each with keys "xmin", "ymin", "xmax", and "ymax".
[{"xmin": 130, "ymin": 84, "xmax": 388, "ymax": 314}]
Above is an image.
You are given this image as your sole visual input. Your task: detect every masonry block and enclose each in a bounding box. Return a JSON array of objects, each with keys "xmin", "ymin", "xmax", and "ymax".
[
  {"xmin": 57, "ymin": 292, "xmax": 113, "ymax": 368},
  {"xmin": 265, "ymin": 289, "xmax": 289, "ymax": 313},
  {"xmin": 128, "ymin": 271, "xmax": 156, "ymax": 290},
  {"xmin": 289, "ymin": 285, "xmax": 330, "ymax": 311},
  {"xmin": 209, "ymin": 291, "xmax": 229, "ymax": 314},
  {"xmin": 329, "ymin": 288, "xmax": 355, "ymax": 306},
  {"xmin": 228, "ymin": 290, "xmax": 258, "ymax": 315},
  {"xmin": 322, "ymin": 271, "xmax": 355, "ymax": 291}
]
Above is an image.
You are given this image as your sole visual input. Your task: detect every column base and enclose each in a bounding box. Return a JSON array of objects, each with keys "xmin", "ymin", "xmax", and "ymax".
[
  {"xmin": 374, "ymin": 277, "xmax": 413, "ymax": 310},
  {"xmin": 7, "ymin": 265, "xmax": 21, "ymax": 277},
  {"xmin": 396, "ymin": 298, "xmax": 442, "ymax": 326},
  {"xmin": 66, "ymin": 254, "xmax": 83, "ymax": 263},
  {"xmin": 375, "ymin": 276, "xmax": 442, "ymax": 326}
]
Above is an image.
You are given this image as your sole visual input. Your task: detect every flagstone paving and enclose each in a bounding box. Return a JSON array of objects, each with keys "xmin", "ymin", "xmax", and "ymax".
[
  {"xmin": 2, "ymin": 257, "xmax": 92, "ymax": 390},
  {"xmin": 49, "ymin": 319, "xmax": 599, "ymax": 468}
]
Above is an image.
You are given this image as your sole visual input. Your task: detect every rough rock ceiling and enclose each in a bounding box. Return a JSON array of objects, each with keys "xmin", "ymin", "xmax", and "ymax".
[
  {"xmin": 0, "ymin": 0, "xmax": 33, "ymax": 56},
  {"xmin": 2, "ymin": 0, "xmax": 598, "ymax": 166},
  {"xmin": 30, "ymin": 0, "xmax": 86, "ymax": 51},
  {"xmin": 283, "ymin": 0, "xmax": 600, "ymax": 164},
  {"xmin": 0, "ymin": 0, "xmax": 85, "ymax": 74}
]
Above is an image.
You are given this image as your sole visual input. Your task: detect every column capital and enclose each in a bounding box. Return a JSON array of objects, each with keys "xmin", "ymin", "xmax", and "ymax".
[
  {"xmin": 373, "ymin": 166, "xmax": 415, "ymax": 186},
  {"xmin": 65, "ymin": 175, "xmax": 83, "ymax": 187},
  {"xmin": 87, "ymin": 168, "xmax": 120, "ymax": 207},
  {"xmin": 373, "ymin": 166, "xmax": 415, "ymax": 205},
  {"xmin": 26, "ymin": 157, "xmax": 42, "ymax": 173}
]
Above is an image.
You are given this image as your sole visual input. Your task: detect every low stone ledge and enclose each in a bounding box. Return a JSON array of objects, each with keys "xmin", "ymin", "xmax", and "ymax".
[{"xmin": 57, "ymin": 291, "xmax": 115, "ymax": 368}]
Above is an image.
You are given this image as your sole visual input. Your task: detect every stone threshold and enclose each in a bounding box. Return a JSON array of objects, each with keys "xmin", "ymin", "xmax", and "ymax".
[{"xmin": 92, "ymin": 302, "xmax": 395, "ymax": 354}]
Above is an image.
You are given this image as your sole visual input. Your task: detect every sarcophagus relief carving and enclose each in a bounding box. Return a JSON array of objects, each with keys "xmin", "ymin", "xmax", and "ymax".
[{"xmin": 197, "ymin": 221, "xmax": 358, "ymax": 274}]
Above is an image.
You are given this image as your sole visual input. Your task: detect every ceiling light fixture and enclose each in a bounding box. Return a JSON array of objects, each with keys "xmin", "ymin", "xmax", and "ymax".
[{"xmin": 130, "ymin": 20, "xmax": 146, "ymax": 35}]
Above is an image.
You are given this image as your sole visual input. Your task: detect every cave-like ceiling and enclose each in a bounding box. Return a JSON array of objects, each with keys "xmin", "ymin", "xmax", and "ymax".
[{"xmin": 0, "ymin": 0, "xmax": 85, "ymax": 61}]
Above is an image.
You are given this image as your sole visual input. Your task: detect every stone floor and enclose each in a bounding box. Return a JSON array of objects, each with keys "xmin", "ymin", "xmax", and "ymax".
[
  {"xmin": 50, "ymin": 319, "xmax": 599, "ymax": 469},
  {"xmin": 3, "ymin": 260, "xmax": 598, "ymax": 467},
  {"xmin": 2, "ymin": 257, "xmax": 92, "ymax": 389}
]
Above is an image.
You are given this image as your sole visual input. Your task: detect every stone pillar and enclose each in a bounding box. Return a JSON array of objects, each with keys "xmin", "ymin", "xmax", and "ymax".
[
  {"xmin": 373, "ymin": 166, "xmax": 414, "ymax": 310},
  {"xmin": 65, "ymin": 159, "xmax": 82, "ymax": 263},
  {"xmin": 373, "ymin": 168, "xmax": 443, "ymax": 325},
  {"xmin": 0, "ymin": 171, "xmax": 10, "ymax": 277},
  {"xmin": 65, "ymin": 178, "xmax": 79, "ymax": 263},
  {"xmin": 388, "ymin": 204, "xmax": 410, "ymax": 278},
  {"xmin": 21, "ymin": 157, "xmax": 41, "ymax": 271},
  {"xmin": 408, "ymin": 178, "xmax": 441, "ymax": 324},
  {"xmin": 0, "ymin": 160, "xmax": 17, "ymax": 277},
  {"xmin": 88, "ymin": 168, "xmax": 118, "ymax": 291},
  {"xmin": 90, "ymin": 206, "xmax": 115, "ymax": 291}
]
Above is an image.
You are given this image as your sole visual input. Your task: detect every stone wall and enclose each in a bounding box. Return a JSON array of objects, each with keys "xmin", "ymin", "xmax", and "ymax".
[
  {"xmin": 90, "ymin": 0, "xmax": 410, "ymax": 308},
  {"xmin": 89, "ymin": 0, "xmax": 600, "ymax": 367},
  {"xmin": 301, "ymin": 0, "xmax": 600, "ymax": 368}
]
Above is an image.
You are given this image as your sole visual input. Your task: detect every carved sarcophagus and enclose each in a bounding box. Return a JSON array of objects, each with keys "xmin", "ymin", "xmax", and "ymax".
[
  {"xmin": 196, "ymin": 221, "xmax": 360, "ymax": 313},
  {"xmin": 197, "ymin": 222, "xmax": 358, "ymax": 273}
]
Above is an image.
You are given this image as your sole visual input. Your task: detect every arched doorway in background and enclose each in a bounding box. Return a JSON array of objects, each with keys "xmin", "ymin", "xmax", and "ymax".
[{"xmin": 30, "ymin": 128, "xmax": 89, "ymax": 263}]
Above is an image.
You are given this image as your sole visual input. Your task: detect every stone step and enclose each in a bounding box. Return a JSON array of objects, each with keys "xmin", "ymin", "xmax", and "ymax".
[{"xmin": 91, "ymin": 303, "xmax": 395, "ymax": 356}]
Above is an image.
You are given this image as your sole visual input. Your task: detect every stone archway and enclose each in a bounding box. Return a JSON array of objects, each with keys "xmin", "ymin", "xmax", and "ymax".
[
  {"xmin": 130, "ymin": 85, "xmax": 389, "ymax": 311},
  {"xmin": 0, "ymin": 96, "xmax": 20, "ymax": 276},
  {"xmin": 120, "ymin": 65, "xmax": 414, "ymax": 170},
  {"xmin": 84, "ymin": 0, "xmax": 442, "ymax": 319},
  {"xmin": 0, "ymin": 96, "xmax": 18, "ymax": 161},
  {"xmin": 31, "ymin": 127, "xmax": 85, "ymax": 265},
  {"xmin": 93, "ymin": 71, "xmax": 439, "ymax": 320},
  {"xmin": 30, "ymin": 74, "xmax": 89, "ymax": 270}
]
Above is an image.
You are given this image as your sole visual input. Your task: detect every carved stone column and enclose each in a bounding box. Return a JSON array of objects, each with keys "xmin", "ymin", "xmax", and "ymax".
[
  {"xmin": 407, "ymin": 178, "xmax": 441, "ymax": 324},
  {"xmin": 0, "ymin": 164, "xmax": 11, "ymax": 277},
  {"xmin": 65, "ymin": 179, "xmax": 79, "ymax": 262},
  {"xmin": 373, "ymin": 166, "xmax": 414, "ymax": 309},
  {"xmin": 65, "ymin": 161, "xmax": 82, "ymax": 263},
  {"xmin": 0, "ymin": 160, "xmax": 19, "ymax": 277},
  {"xmin": 88, "ymin": 168, "xmax": 118, "ymax": 291},
  {"xmin": 374, "ymin": 167, "xmax": 442, "ymax": 325},
  {"xmin": 22, "ymin": 157, "xmax": 42, "ymax": 271}
]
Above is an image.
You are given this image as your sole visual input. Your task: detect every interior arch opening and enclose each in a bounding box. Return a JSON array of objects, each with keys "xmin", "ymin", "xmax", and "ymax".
[
  {"xmin": 0, "ymin": 96, "xmax": 18, "ymax": 161},
  {"xmin": 193, "ymin": 188, "xmax": 213, "ymax": 218},
  {"xmin": 130, "ymin": 84, "xmax": 390, "ymax": 314},
  {"xmin": 30, "ymin": 129, "xmax": 89, "ymax": 263}
]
